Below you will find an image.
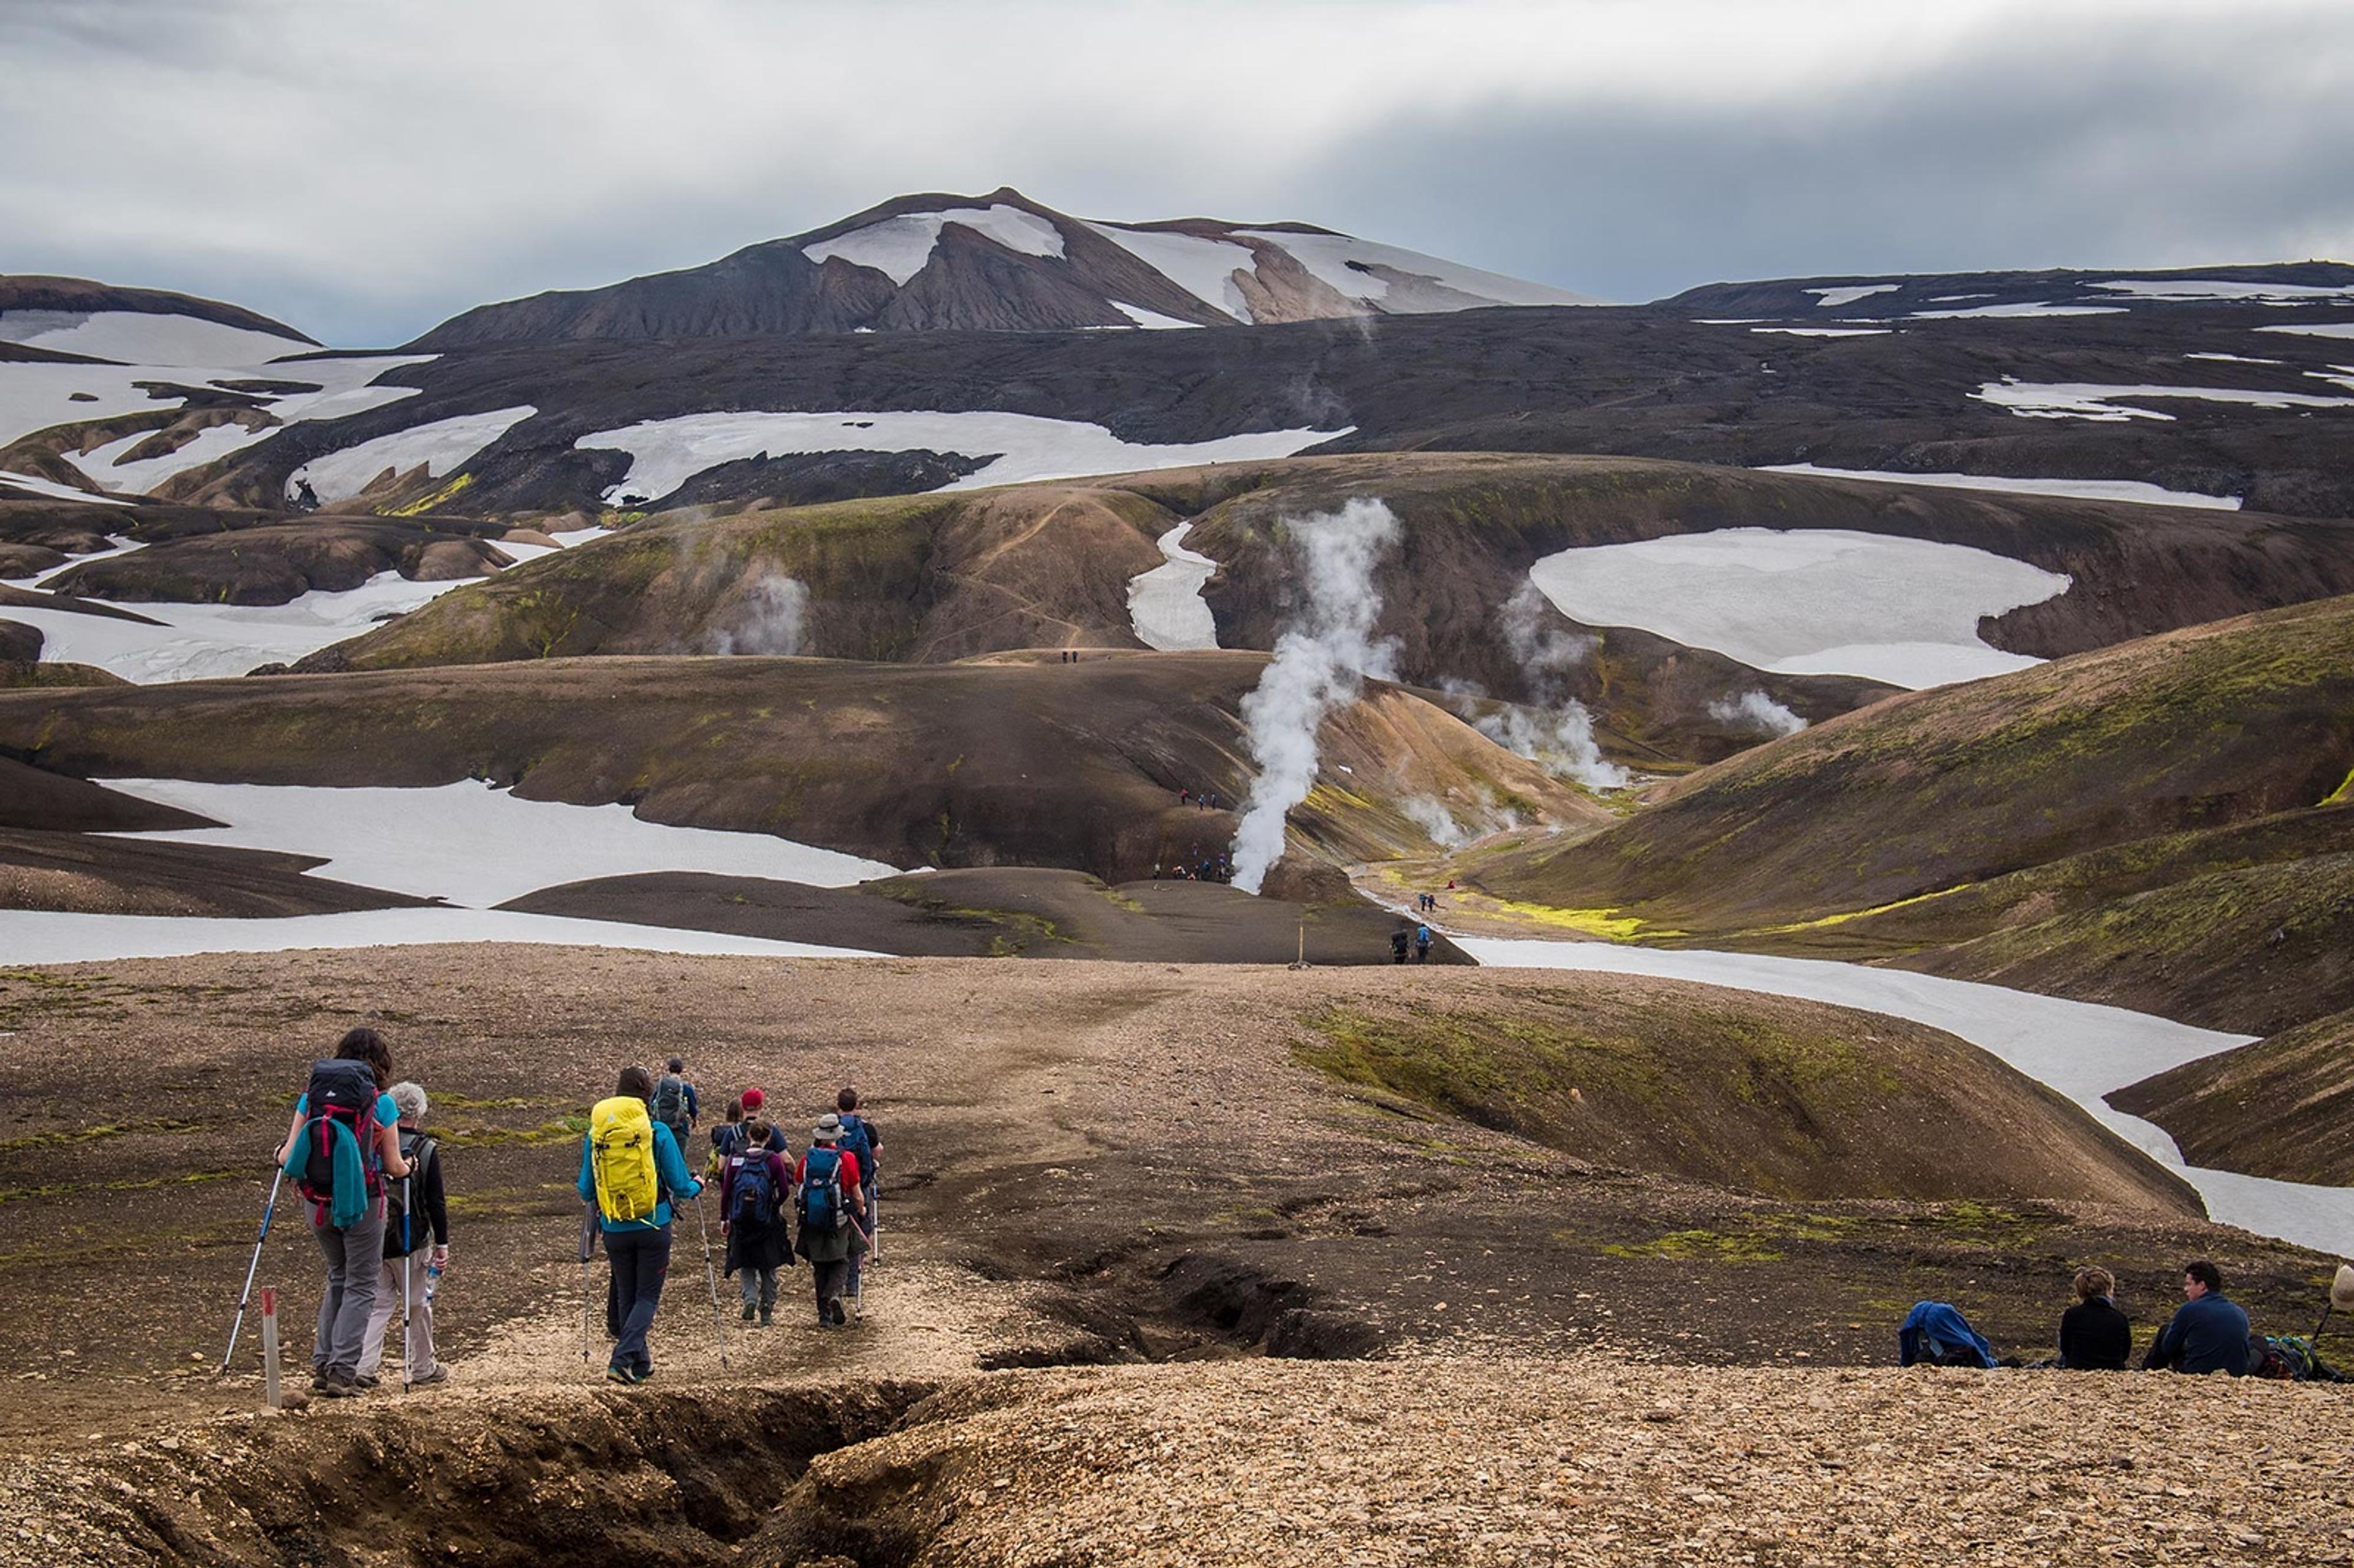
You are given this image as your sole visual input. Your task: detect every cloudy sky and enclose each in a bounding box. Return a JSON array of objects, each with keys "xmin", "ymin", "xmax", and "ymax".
[{"xmin": 5, "ymin": 0, "xmax": 2350, "ymax": 346}]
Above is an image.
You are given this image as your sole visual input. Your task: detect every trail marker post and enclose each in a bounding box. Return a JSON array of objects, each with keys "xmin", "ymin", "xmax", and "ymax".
[{"xmin": 259, "ymin": 1287, "xmax": 282, "ymax": 1409}]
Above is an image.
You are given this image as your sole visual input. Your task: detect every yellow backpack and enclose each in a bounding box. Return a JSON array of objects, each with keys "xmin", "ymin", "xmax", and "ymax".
[{"xmin": 590, "ymin": 1097, "xmax": 660, "ymax": 1223}]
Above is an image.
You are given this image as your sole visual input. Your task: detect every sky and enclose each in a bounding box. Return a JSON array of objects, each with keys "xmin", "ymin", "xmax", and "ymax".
[{"xmin": 4, "ymin": 0, "xmax": 2350, "ymax": 347}]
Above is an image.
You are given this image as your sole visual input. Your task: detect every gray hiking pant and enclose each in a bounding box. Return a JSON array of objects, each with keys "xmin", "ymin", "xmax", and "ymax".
[
  {"xmin": 739, "ymin": 1266, "xmax": 779, "ymax": 1314},
  {"xmin": 309, "ymin": 1203, "xmax": 384, "ymax": 1379},
  {"xmin": 359, "ymin": 1254, "xmax": 438, "ymax": 1380}
]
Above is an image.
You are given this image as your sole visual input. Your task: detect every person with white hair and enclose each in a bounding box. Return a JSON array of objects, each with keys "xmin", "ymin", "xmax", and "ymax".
[{"xmin": 357, "ymin": 1079, "xmax": 450, "ymax": 1387}]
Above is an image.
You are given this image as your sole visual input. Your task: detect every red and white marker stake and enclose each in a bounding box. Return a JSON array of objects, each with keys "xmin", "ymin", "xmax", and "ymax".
[{"xmin": 259, "ymin": 1286, "xmax": 282, "ymax": 1409}]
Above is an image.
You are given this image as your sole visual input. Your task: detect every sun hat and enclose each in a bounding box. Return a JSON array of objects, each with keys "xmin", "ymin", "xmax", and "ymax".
[{"xmin": 813, "ymin": 1112, "xmax": 842, "ymax": 1142}]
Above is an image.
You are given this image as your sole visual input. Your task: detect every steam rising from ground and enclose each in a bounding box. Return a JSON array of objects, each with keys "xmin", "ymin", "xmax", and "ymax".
[
  {"xmin": 1230, "ymin": 500, "xmax": 1403, "ymax": 894},
  {"xmin": 1709, "ymin": 689, "xmax": 1809, "ymax": 737},
  {"xmin": 1398, "ymin": 794, "xmax": 1472, "ymax": 848},
  {"xmin": 705, "ymin": 574, "xmax": 811, "ymax": 655},
  {"xmin": 1463, "ymin": 582, "xmax": 1628, "ymax": 790}
]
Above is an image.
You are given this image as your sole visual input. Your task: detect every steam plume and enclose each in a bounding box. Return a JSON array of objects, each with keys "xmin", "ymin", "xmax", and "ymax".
[
  {"xmin": 1469, "ymin": 582, "xmax": 1627, "ymax": 790},
  {"xmin": 1709, "ymin": 689, "xmax": 1808, "ymax": 737},
  {"xmin": 706, "ymin": 573, "xmax": 811, "ymax": 655},
  {"xmin": 1230, "ymin": 499, "xmax": 1403, "ymax": 894}
]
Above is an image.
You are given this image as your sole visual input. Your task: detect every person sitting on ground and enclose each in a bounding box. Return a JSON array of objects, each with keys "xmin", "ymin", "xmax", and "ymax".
[
  {"xmin": 836, "ymin": 1087, "xmax": 882, "ymax": 1314},
  {"xmin": 651, "ymin": 1056, "xmax": 698, "ymax": 1151},
  {"xmin": 2143, "ymin": 1258, "xmax": 2253, "ymax": 1375},
  {"xmin": 2057, "ymin": 1266, "xmax": 2131, "ymax": 1371},
  {"xmin": 720, "ymin": 1117, "xmax": 796, "ymax": 1326},
  {"xmin": 796, "ymin": 1113, "xmax": 867, "ymax": 1327},
  {"xmin": 357, "ymin": 1080, "xmax": 449, "ymax": 1388},
  {"xmin": 577, "ymin": 1065, "xmax": 702, "ymax": 1385},
  {"xmin": 276, "ymin": 1027, "xmax": 411, "ymax": 1399}
]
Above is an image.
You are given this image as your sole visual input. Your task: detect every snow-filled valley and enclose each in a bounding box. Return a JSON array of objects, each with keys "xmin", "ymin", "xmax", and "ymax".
[
  {"xmin": 1525, "ymin": 527, "xmax": 2071, "ymax": 689},
  {"xmin": 1126, "ymin": 520, "xmax": 1221, "ymax": 650}
]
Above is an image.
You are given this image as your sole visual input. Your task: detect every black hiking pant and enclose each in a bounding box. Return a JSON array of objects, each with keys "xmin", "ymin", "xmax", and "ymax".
[{"xmin": 606, "ymin": 1226, "xmax": 672, "ymax": 1375}]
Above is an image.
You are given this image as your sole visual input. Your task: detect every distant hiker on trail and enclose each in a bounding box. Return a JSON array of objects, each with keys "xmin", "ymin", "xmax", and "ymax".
[
  {"xmin": 652, "ymin": 1057, "xmax": 698, "ymax": 1150},
  {"xmin": 796, "ymin": 1113, "xmax": 867, "ymax": 1327},
  {"xmin": 292, "ymin": 477, "xmax": 319, "ymax": 512},
  {"xmin": 358, "ymin": 1081, "xmax": 449, "ymax": 1388},
  {"xmin": 2143, "ymin": 1259, "xmax": 2253, "ymax": 1375},
  {"xmin": 720, "ymin": 1117, "xmax": 795, "ymax": 1326},
  {"xmin": 1390, "ymin": 927, "xmax": 1411, "ymax": 964},
  {"xmin": 2057, "ymin": 1266, "xmax": 2131, "ymax": 1371},
  {"xmin": 579, "ymin": 1065, "xmax": 703, "ymax": 1385},
  {"xmin": 836, "ymin": 1087, "xmax": 882, "ymax": 1310},
  {"xmin": 1414, "ymin": 923, "xmax": 1433, "ymax": 963},
  {"xmin": 275, "ymin": 1027, "xmax": 410, "ymax": 1398}
]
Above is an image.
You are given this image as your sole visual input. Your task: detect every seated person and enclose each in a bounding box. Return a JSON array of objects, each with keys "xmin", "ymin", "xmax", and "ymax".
[
  {"xmin": 2057, "ymin": 1266, "xmax": 2131, "ymax": 1369},
  {"xmin": 2141, "ymin": 1258, "xmax": 2252, "ymax": 1376}
]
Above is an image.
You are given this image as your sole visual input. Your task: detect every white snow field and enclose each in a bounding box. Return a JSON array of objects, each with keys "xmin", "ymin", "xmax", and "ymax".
[
  {"xmin": 1, "ymin": 571, "xmax": 468, "ymax": 682},
  {"xmin": 1805, "ymin": 284, "xmax": 1898, "ymax": 308},
  {"xmin": 0, "ymin": 308, "xmax": 312, "ymax": 366},
  {"xmin": 0, "ymin": 469, "xmax": 131, "ymax": 506},
  {"xmin": 1759, "ymin": 462, "xmax": 2241, "ymax": 510},
  {"xmin": 1235, "ymin": 230, "xmax": 1596, "ymax": 311},
  {"xmin": 2097, "ymin": 279, "xmax": 2354, "ymax": 304},
  {"xmin": 1526, "ymin": 528, "xmax": 2070, "ymax": 689},
  {"xmin": 802, "ymin": 204, "xmax": 1065, "ymax": 284},
  {"xmin": 106, "ymin": 778, "xmax": 900, "ymax": 907},
  {"xmin": 577, "ymin": 410, "xmax": 1349, "ymax": 505},
  {"xmin": 1127, "ymin": 520, "xmax": 1221, "ymax": 650},
  {"xmin": 1458, "ymin": 938, "xmax": 2354, "ymax": 1257},
  {"xmin": 1084, "ymin": 224, "xmax": 1257, "ymax": 319},
  {"xmin": 17, "ymin": 533, "xmax": 145, "ymax": 588},
  {"xmin": 1910, "ymin": 302, "xmax": 2124, "ymax": 319},
  {"xmin": 0, "ymin": 907, "xmax": 879, "ymax": 964},
  {"xmin": 2257, "ymin": 322, "xmax": 2354, "ymax": 341},
  {"xmin": 1974, "ymin": 378, "xmax": 2354, "ymax": 421},
  {"xmin": 2187, "ymin": 352, "xmax": 2285, "ymax": 365},
  {"xmin": 286, "ymin": 405, "xmax": 536, "ymax": 503},
  {"xmin": 1110, "ymin": 302, "xmax": 1204, "ymax": 330},
  {"xmin": 1749, "ymin": 327, "xmax": 1889, "ymax": 337}
]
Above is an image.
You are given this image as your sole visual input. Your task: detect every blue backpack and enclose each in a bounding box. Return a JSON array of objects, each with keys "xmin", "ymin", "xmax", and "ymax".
[
  {"xmin": 728, "ymin": 1151, "xmax": 780, "ymax": 1227},
  {"xmin": 836, "ymin": 1113, "xmax": 874, "ymax": 1177},
  {"xmin": 799, "ymin": 1146, "xmax": 848, "ymax": 1233}
]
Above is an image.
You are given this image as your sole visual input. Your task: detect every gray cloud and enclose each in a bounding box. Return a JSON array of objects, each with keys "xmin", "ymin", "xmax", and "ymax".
[{"xmin": 1, "ymin": 0, "xmax": 2346, "ymax": 344}]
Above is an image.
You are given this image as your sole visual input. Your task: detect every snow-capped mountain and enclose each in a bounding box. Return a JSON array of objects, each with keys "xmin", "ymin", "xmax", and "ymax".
[{"xmin": 406, "ymin": 187, "xmax": 1598, "ymax": 348}]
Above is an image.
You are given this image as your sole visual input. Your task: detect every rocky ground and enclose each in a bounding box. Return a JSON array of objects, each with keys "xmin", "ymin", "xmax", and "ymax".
[{"xmin": 0, "ymin": 945, "xmax": 2346, "ymax": 1564}]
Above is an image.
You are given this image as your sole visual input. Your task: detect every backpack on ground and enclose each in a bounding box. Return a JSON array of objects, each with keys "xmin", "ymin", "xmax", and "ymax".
[
  {"xmin": 651, "ymin": 1074, "xmax": 690, "ymax": 1131},
  {"xmin": 728, "ymin": 1151, "xmax": 782, "ymax": 1228},
  {"xmin": 799, "ymin": 1146, "xmax": 849, "ymax": 1233},
  {"xmin": 590, "ymin": 1097, "xmax": 660, "ymax": 1224},
  {"xmin": 382, "ymin": 1131, "xmax": 438, "ymax": 1257},
  {"xmin": 2254, "ymin": 1334, "xmax": 2326, "ymax": 1381},
  {"xmin": 288, "ymin": 1059, "xmax": 384, "ymax": 1227},
  {"xmin": 836, "ymin": 1113, "xmax": 874, "ymax": 1177}
]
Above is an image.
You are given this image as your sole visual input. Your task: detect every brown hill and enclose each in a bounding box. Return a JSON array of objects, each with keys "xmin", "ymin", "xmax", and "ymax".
[{"xmin": 2111, "ymin": 1008, "xmax": 2354, "ymax": 1186}]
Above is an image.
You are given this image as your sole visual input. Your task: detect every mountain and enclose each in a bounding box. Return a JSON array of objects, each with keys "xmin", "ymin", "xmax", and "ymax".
[
  {"xmin": 406, "ymin": 186, "xmax": 1598, "ymax": 348},
  {"xmin": 0, "ymin": 275, "xmax": 318, "ymax": 365}
]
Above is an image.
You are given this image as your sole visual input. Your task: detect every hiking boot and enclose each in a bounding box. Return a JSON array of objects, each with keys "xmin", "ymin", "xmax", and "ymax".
[
  {"xmin": 410, "ymin": 1366, "xmax": 449, "ymax": 1387},
  {"xmin": 632, "ymin": 1365, "xmax": 655, "ymax": 1383},
  {"xmin": 759, "ymin": 1306, "xmax": 773, "ymax": 1327},
  {"xmin": 742, "ymin": 1304, "xmax": 756, "ymax": 1322},
  {"xmin": 354, "ymin": 1374, "xmax": 380, "ymax": 1389},
  {"xmin": 829, "ymin": 1300, "xmax": 849, "ymax": 1326},
  {"xmin": 318, "ymin": 1371, "xmax": 361, "ymax": 1398},
  {"xmin": 310, "ymin": 1370, "xmax": 331, "ymax": 1394},
  {"xmin": 606, "ymin": 1364, "xmax": 635, "ymax": 1385}
]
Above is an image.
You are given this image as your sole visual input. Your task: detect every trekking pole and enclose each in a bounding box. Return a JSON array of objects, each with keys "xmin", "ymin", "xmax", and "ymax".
[
  {"xmin": 579, "ymin": 1203, "xmax": 596, "ymax": 1369},
  {"xmin": 219, "ymin": 1165, "xmax": 286, "ymax": 1376},
  {"xmin": 691, "ymin": 1192, "xmax": 729, "ymax": 1368},
  {"xmin": 400, "ymin": 1174, "xmax": 414, "ymax": 1395}
]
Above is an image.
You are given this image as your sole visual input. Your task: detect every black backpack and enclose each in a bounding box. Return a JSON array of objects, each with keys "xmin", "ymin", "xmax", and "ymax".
[
  {"xmin": 652, "ymin": 1074, "xmax": 690, "ymax": 1130},
  {"xmin": 381, "ymin": 1131, "xmax": 438, "ymax": 1258},
  {"xmin": 297, "ymin": 1059, "xmax": 384, "ymax": 1206}
]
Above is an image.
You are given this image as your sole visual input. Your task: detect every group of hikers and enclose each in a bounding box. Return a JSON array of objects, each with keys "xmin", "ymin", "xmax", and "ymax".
[
  {"xmin": 269, "ymin": 1030, "xmax": 880, "ymax": 1397},
  {"xmin": 1389, "ymin": 921, "xmax": 1436, "ymax": 962},
  {"xmin": 1903, "ymin": 1260, "xmax": 2341, "ymax": 1379}
]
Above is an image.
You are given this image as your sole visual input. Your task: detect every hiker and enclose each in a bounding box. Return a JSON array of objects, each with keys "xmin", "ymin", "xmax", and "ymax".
[
  {"xmin": 577, "ymin": 1065, "xmax": 703, "ymax": 1385},
  {"xmin": 1414, "ymin": 923, "xmax": 1433, "ymax": 963},
  {"xmin": 359, "ymin": 1080, "xmax": 449, "ymax": 1388},
  {"xmin": 1390, "ymin": 927, "xmax": 1411, "ymax": 964},
  {"xmin": 2057, "ymin": 1266, "xmax": 2131, "ymax": 1371},
  {"xmin": 720, "ymin": 1117, "xmax": 795, "ymax": 1325},
  {"xmin": 709, "ymin": 1093, "xmax": 747, "ymax": 1174},
  {"xmin": 2143, "ymin": 1259, "xmax": 2253, "ymax": 1375},
  {"xmin": 836, "ymin": 1087, "xmax": 882, "ymax": 1313},
  {"xmin": 1897, "ymin": 1301, "xmax": 1998, "ymax": 1368},
  {"xmin": 796, "ymin": 1113, "xmax": 868, "ymax": 1326},
  {"xmin": 275, "ymin": 1027, "xmax": 410, "ymax": 1398},
  {"xmin": 652, "ymin": 1057, "xmax": 699, "ymax": 1150}
]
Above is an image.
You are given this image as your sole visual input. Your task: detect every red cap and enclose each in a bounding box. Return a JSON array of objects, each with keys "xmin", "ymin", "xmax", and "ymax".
[{"xmin": 740, "ymin": 1087, "xmax": 764, "ymax": 1111}]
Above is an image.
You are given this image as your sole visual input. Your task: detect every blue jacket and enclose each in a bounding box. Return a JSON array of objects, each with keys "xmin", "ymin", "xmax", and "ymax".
[
  {"xmin": 576, "ymin": 1119, "xmax": 701, "ymax": 1233},
  {"xmin": 1899, "ymin": 1301, "xmax": 1998, "ymax": 1368},
  {"xmin": 2144, "ymin": 1292, "xmax": 2252, "ymax": 1376}
]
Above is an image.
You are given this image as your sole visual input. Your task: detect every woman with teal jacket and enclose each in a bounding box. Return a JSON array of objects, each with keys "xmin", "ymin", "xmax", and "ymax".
[{"xmin": 576, "ymin": 1064, "xmax": 701, "ymax": 1384}]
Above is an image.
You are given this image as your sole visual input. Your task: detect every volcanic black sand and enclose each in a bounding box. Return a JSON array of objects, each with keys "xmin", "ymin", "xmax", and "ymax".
[{"xmin": 502, "ymin": 867, "xmax": 1471, "ymax": 964}]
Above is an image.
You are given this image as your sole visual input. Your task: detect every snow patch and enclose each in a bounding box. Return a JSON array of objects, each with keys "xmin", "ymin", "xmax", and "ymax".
[
  {"xmin": 1526, "ymin": 528, "xmax": 2069, "ymax": 690},
  {"xmin": 288, "ymin": 405, "xmax": 536, "ymax": 503},
  {"xmin": 1111, "ymin": 302, "xmax": 1205, "ymax": 330},
  {"xmin": 0, "ymin": 907, "xmax": 879, "ymax": 964},
  {"xmin": 1910, "ymin": 302, "xmax": 2125, "ymax": 319},
  {"xmin": 0, "ymin": 310, "xmax": 311, "ymax": 366},
  {"xmin": 1458, "ymin": 939, "xmax": 2354, "ymax": 1257},
  {"xmin": 579, "ymin": 410, "xmax": 1347, "ymax": 504},
  {"xmin": 802, "ymin": 204, "xmax": 1065, "ymax": 285},
  {"xmin": 1750, "ymin": 327, "xmax": 1889, "ymax": 337},
  {"xmin": 1127, "ymin": 520, "xmax": 1220, "ymax": 650},
  {"xmin": 1084, "ymin": 224, "xmax": 1255, "ymax": 321},
  {"xmin": 1805, "ymin": 284, "xmax": 1898, "ymax": 309},
  {"xmin": 1760, "ymin": 462, "xmax": 2241, "ymax": 510},
  {"xmin": 2095, "ymin": 278, "xmax": 2354, "ymax": 304},
  {"xmin": 2256, "ymin": 322, "xmax": 2354, "ymax": 340},
  {"xmin": 1973, "ymin": 378, "xmax": 2354, "ymax": 421},
  {"xmin": 107, "ymin": 778, "xmax": 897, "ymax": 907},
  {"xmin": 1237, "ymin": 230, "xmax": 1594, "ymax": 311},
  {"xmin": 1, "ymin": 354, "xmax": 430, "ymax": 460},
  {"xmin": 2187, "ymin": 352, "xmax": 2285, "ymax": 365},
  {"xmin": 0, "ymin": 469, "xmax": 131, "ymax": 506}
]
